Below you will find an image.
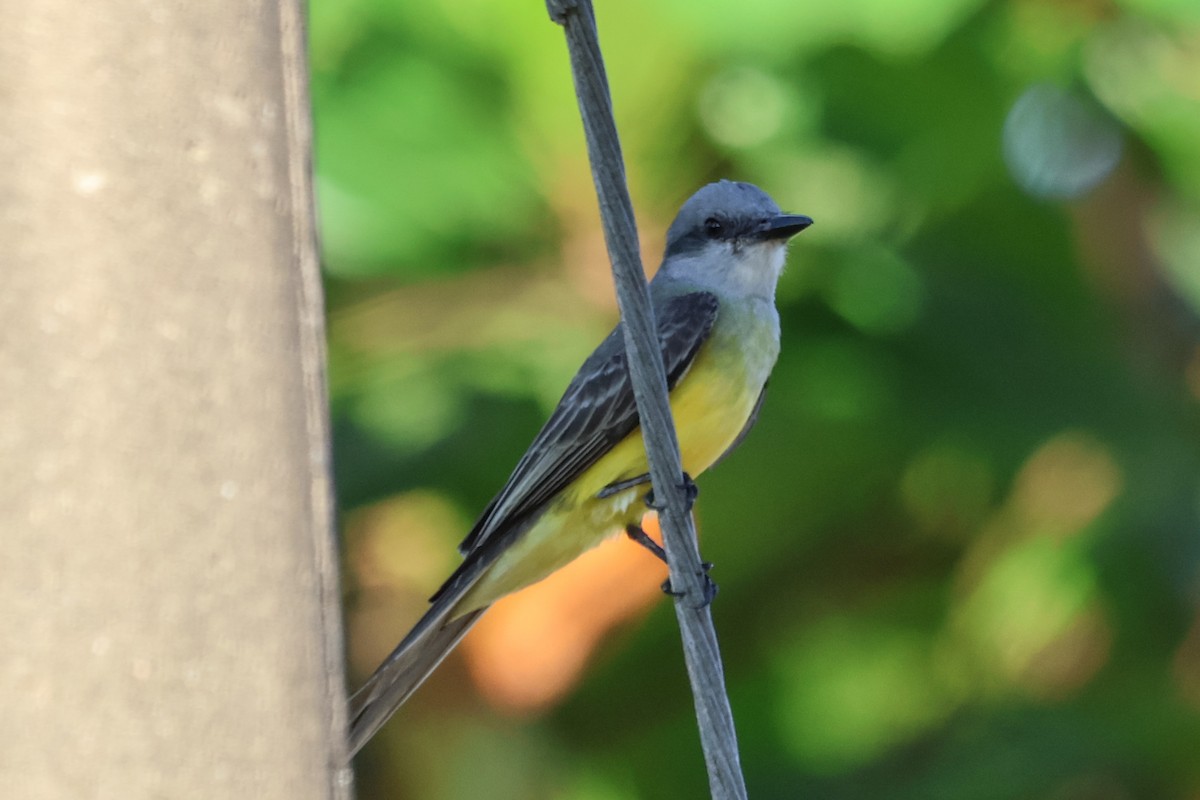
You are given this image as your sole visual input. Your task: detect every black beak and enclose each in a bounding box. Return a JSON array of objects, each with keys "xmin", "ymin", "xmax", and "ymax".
[{"xmin": 759, "ymin": 214, "xmax": 813, "ymax": 241}]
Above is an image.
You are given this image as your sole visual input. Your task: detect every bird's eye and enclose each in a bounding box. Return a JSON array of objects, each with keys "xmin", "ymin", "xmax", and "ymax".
[{"xmin": 704, "ymin": 217, "xmax": 723, "ymax": 238}]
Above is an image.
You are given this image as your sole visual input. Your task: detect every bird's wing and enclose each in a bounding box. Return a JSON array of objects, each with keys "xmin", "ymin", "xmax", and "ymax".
[{"xmin": 455, "ymin": 291, "xmax": 720, "ymax": 558}]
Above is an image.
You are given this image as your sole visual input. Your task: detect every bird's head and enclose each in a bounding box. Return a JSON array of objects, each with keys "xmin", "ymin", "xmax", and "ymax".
[{"xmin": 657, "ymin": 180, "xmax": 812, "ymax": 298}]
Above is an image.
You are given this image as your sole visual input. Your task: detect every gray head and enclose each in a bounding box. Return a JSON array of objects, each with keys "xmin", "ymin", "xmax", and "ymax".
[
  {"xmin": 664, "ymin": 181, "xmax": 811, "ymax": 259},
  {"xmin": 657, "ymin": 180, "xmax": 812, "ymax": 295}
]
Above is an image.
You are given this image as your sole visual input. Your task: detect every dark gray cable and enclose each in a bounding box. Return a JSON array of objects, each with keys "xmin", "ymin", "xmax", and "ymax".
[{"xmin": 545, "ymin": 2, "xmax": 749, "ymax": 797}]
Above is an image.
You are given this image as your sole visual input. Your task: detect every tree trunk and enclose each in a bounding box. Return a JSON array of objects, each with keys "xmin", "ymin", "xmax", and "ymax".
[{"xmin": 0, "ymin": 2, "xmax": 350, "ymax": 797}]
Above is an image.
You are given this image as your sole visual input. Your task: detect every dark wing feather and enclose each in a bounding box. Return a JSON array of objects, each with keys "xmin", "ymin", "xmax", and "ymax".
[{"xmin": 456, "ymin": 291, "xmax": 719, "ymax": 558}]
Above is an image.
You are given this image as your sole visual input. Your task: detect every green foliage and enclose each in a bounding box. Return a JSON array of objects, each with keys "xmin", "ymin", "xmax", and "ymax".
[{"xmin": 315, "ymin": 0, "xmax": 1200, "ymax": 797}]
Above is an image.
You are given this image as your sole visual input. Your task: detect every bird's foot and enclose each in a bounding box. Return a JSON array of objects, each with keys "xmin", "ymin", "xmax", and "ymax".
[
  {"xmin": 661, "ymin": 562, "xmax": 718, "ymax": 607},
  {"xmin": 625, "ymin": 525, "xmax": 717, "ymax": 607},
  {"xmin": 625, "ymin": 523, "xmax": 667, "ymax": 562},
  {"xmin": 644, "ymin": 472, "xmax": 698, "ymax": 512},
  {"xmin": 597, "ymin": 473, "xmax": 651, "ymax": 500}
]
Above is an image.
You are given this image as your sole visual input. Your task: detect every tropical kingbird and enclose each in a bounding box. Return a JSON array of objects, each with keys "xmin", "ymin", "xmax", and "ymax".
[{"xmin": 348, "ymin": 180, "xmax": 811, "ymax": 754}]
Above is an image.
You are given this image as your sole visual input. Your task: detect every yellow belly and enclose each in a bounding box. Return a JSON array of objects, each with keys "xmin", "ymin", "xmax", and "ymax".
[{"xmin": 453, "ymin": 341, "xmax": 767, "ymax": 614}]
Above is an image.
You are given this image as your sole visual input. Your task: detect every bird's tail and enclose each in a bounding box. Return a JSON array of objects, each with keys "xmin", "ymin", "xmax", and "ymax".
[{"xmin": 346, "ymin": 596, "xmax": 489, "ymax": 757}]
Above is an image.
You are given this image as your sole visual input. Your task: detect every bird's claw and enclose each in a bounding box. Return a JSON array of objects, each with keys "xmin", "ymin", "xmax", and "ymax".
[
  {"xmin": 626, "ymin": 523, "xmax": 717, "ymax": 606},
  {"xmin": 644, "ymin": 472, "xmax": 698, "ymax": 512},
  {"xmin": 659, "ymin": 560, "xmax": 718, "ymax": 607}
]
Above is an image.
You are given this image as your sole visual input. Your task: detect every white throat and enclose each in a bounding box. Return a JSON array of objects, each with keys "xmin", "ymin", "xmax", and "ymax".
[{"xmin": 659, "ymin": 240, "xmax": 787, "ymax": 302}]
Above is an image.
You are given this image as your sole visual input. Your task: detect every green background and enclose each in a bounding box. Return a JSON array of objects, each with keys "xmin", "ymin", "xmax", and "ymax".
[{"xmin": 312, "ymin": 0, "xmax": 1200, "ymax": 797}]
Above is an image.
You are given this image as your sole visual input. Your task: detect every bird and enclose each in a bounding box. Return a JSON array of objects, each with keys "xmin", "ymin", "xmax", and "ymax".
[{"xmin": 347, "ymin": 180, "xmax": 812, "ymax": 755}]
